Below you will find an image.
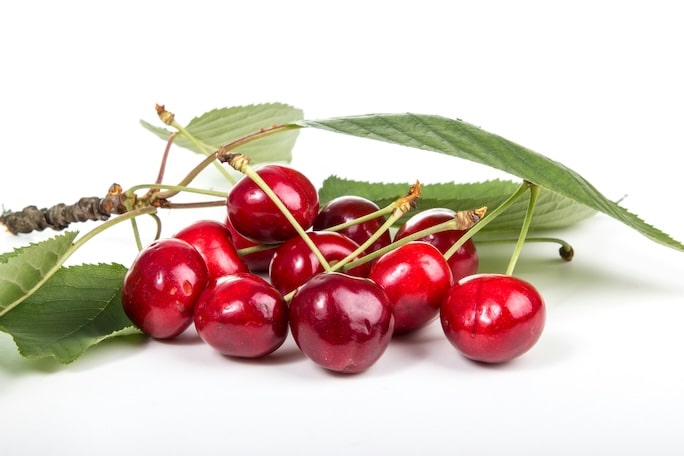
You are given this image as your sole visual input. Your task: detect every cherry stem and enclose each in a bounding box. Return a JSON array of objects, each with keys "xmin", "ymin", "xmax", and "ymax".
[
  {"xmin": 322, "ymin": 204, "xmax": 396, "ymax": 234},
  {"xmin": 341, "ymin": 206, "xmax": 484, "ymax": 271},
  {"xmin": 154, "ymin": 132, "xmax": 178, "ymax": 185},
  {"xmin": 154, "ymin": 104, "xmax": 301, "ymax": 200},
  {"xmin": 505, "ymin": 182, "xmax": 539, "ymax": 275},
  {"xmin": 332, "ymin": 211, "xmax": 401, "ymax": 272},
  {"xmin": 156, "ymin": 104, "xmax": 236, "ymax": 185},
  {"xmin": 126, "ymin": 183, "xmax": 228, "ymax": 201},
  {"xmin": 130, "ymin": 216, "xmax": 144, "ymax": 251},
  {"xmin": 224, "ymin": 153, "xmax": 332, "ymax": 272},
  {"xmin": 329, "ymin": 181, "xmax": 422, "ymax": 272},
  {"xmin": 150, "ymin": 120, "xmax": 298, "ymax": 200},
  {"xmin": 442, "ymin": 182, "xmax": 531, "ymax": 263},
  {"xmin": 237, "ymin": 244, "xmax": 279, "ymax": 256},
  {"xmin": 0, "ymin": 205, "xmax": 158, "ymax": 317},
  {"xmin": 477, "ymin": 235, "xmax": 574, "ymax": 261}
]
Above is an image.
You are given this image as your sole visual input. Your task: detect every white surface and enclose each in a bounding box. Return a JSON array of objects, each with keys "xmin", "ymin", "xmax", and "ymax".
[{"xmin": 1, "ymin": 1, "xmax": 683, "ymax": 455}]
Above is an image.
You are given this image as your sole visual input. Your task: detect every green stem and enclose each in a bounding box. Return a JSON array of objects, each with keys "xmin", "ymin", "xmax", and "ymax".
[
  {"xmin": 329, "ymin": 208, "xmax": 404, "ymax": 272},
  {"xmin": 340, "ymin": 184, "xmax": 527, "ymax": 273},
  {"xmin": 476, "ymin": 235, "xmax": 574, "ymax": 261},
  {"xmin": 322, "ymin": 205, "xmax": 396, "ymax": 234},
  {"xmin": 0, "ymin": 206, "xmax": 157, "ymax": 318},
  {"xmin": 341, "ymin": 218, "xmax": 457, "ymax": 270},
  {"xmin": 237, "ymin": 244, "xmax": 280, "ymax": 256},
  {"xmin": 237, "ymin": 160, "xmax": 331, "ymax": 271},
  {"xmin": 126, "ymin": 183, "xmax": 228, "ymax": 200},
  {"xmin": 70, "ymin": 207, "xmax": 158, "ymax": 257},
  {"xmin": 160, "ymin": 123, "xmax": 303, "ymax": 201},
  {"xmin": 153, "ymin": 153, "xmax": 224, "ymax": 200},
  {"xmin": 170, "ymin": 120, "xmax": 237, "ymax": 185},
  {"xmin": 130, "ymin": 217, "xmax": 143, "ymax": 252},
  {"xmin": 505, "ymin": 182, "xmax": 539, "ymax": 275},
  {"xmin": 217, "ymin": 124, "xmax": 301, "ymax": 156},
  {"xmin": 443, "ymin": 182, "xmax": 530, "ymax": 261}
]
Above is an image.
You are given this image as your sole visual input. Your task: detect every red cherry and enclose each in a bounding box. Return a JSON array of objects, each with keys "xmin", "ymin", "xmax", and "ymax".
[
  {"xmin": 313, "ymin": 195, "xmax": 392, "ymax": 257},
  {"xmin": 194, "ymin": 272, "xmax": 288, "ymax": 358},
  {"xmin": 440, "ymin": 273, "xmax": 546, "ymax": 363},
  {"xmin": 122, "ymin": 238, "xmax": 208, "ymax": 339},
  {"xmin": 395, "ymin": 208, "xmax": 479, "ymax": 281},
  {"xmin": 173, "ymin": 219, "xmax": 248, "ymax": 280},
  {"xmin": 226, "ymin": 164, "xmax": 319, "ymax": 243},
  {"xmin": 223, "ymin": 215, "xmax": 278, "ymax": 273},
  {"xmin": 269, "ymin": 231, "xmax": 372, "ymax": 296},
  {"xmin": 369, "ymin": 241, "xmax": 453, "ymax": 335},
  {"xmin": 289, "ymin": 272, "xmax": 394, "ymax": 374}
]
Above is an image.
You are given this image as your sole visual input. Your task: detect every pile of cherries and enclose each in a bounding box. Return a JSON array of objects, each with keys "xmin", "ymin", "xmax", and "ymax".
[{"xmin": 121, "ymin": 163, "xmax": 546, "ymax": 374}]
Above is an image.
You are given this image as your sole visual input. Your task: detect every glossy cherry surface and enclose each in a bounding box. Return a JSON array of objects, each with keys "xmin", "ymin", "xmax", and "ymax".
[
  {"xmin": 173, "ymin": 219, "xmax": 248, "ymax": 280},
  {"xmin": 122, "ymin": 238, "xmax": 208, "ymax": 339},
  {"xmin": 289, "ymin": 272, "xmax": 394, "ymax": 374},
  {"xmin": 194, "ymin": 272, "xmax": 288, "ymax": 358},
  {"xmin": 369, "ymin": 241, "xmax": 453, "ymax": 335},
  {"xmin": 269, "ymin": 231, "xmax": 371, "ymax": 295},
  {"xmin": 224, "ymin": 215, "xmax": 278, "ymax": 273},
  {"xmin": 440, "ymin": 273, "xmax": 546, "ymax": 363},
  {"xmin": 313, "ymin": 195, "xmax": 392, "ymax": 257},
  {"xmin": 395, "ymin": 207, "xmax": 479, "ymax": 281},
  {"xmin": 226, "ymin": 164, "xmax": 319, "ymax": 243}
]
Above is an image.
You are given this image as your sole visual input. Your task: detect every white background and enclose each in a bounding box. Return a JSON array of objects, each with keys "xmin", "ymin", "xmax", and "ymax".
[{"xmin": 1, "ymin": 1, "xmax": 683, "ymax": 455}]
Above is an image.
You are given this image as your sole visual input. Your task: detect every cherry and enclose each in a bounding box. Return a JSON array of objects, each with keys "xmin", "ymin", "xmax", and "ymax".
[
  {"xmin": 269, "ymin": 231, "xmax": 372, "ymax": 296},
  {"xmin": 194, "ymin": 272, "xmax": 288, "ymax": 358},
  {"xmin": 395, "ymin": 207, "xmax": 479, "ymax": 281},
  {"xmin": 223, "ymin": 215, "xmax": 278, "ymax": 273},
  {"xmin": 289, "ymin": 272, "xmax": 394, "ymax": 374},
  {"xmin": 121, "ymin": 238, "xmax": 209, "ymax": 339},
  {"xmin": 369, "ymin": 241, "xmax": 453, "ymax": 335},
  {"xmin": 173, "ymin": 219, "xmax": 248, "ymax": 280},
  {"xmin": 440, "ymin": 273, "xmax": 545, "ymax": 363},
  {"xmin": 313, "ymin": 195, "xmax": 392, "ymax": 258},
  {"xmin": 226, "ymin": 164, "xmax": 319, "ymax": 244}
]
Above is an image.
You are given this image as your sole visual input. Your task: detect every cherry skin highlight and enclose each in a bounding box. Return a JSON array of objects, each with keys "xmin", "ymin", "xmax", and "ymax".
[
  {"xmin": 173, "ymin": 219, "xmax": 248, "ymax": 280},
  {"xmin": 369, "ymin": 241, "xmax": 453, "ymax": 335},
  {"xmin": 313, "ymin": 195, "xmax": 392, "ymax": 258},
  {"xmin": 226, "ymin": 164, "xmax": 319, "ymax": 244},
  {"xmin": 122, "ymin": 238, "xmax": 209, "ymax": 339},
  {"xmin": 440, "ymin": 273, "xmax": 546, "ymax": 363},
  {"xmin": 289, "ymin": 272, "xmax": 394, "ymax": 374},
  {"xmin": 194, "ymin": 272, "xmax": 288, "ymax": 358},
  {"xmin": 395, "ymin": 207, "xmax": 479, "ymax": 281},
  {"xmin": 269, "ymin": 231, "xmax": 372, "ymax": 296}
]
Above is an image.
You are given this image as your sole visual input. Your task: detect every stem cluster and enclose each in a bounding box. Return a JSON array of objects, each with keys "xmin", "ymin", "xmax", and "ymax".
[{"xmin": 2, "ymin": 104, "xmax": 572, "ymax": 282}]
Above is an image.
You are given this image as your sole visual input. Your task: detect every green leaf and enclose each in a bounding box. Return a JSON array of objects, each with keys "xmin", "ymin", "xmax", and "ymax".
[
  {"xmin": 0, "ymin": 263, "xmax": 141, "ymax": 364},
  {"xmin": 0, "ymin": 231, "xmax": 78, "ymax": 317},
  {"xmin": 141, "ymin": 102, "xmax": 304, "ymax": 164},
  {"xmin": 319, "ymin": 176, "xmax": 597, "ymax": 233},
  {"xmin": 297, "ymin": 114, "xmax": 684, "ymax": 251}
]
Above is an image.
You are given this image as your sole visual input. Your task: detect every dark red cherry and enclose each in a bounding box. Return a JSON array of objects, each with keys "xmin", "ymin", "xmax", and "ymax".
[
  {"xmin": 369, "ymin": 241, "xmax": 453, "ymax": 335},
  {"xmin": 440, "ymin": 273, "xmax": 546, "ymax": 363},
  {"xmin": 313, "ymin": 195, "xmax": 392, "ymax": 257},
  {"xmin": 223, "ymin": 215, "xmax": 278, "ymax": 273},
  {"xmin": 269, "ymin": 231, "xmax": 372, "ymax": 296},
  {"xmin": 289, "ymin": 272, "xmax": 394, "ymax": 374},
  {"xmin": 173, "ymin": 219, "xmax": 248, "ymax": 280},
  {"xmin": 395, "ymin": 208, "xmax": 478, "ymax": 281},
  {"xmin": 226, "ymin": 164, "xmax": 319, "ymax": 244},
  {"xmin": 122, "ymin": 238, "xmax": 208, "ymax": 339},
  {"xmin": 194, "ymin": 272, "xmax": 288, "ymax": 358}
]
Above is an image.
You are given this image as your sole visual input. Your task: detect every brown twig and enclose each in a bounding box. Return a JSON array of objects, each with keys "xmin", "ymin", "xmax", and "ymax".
[{"xmin": 1, "ymin": 184, "xmax": 131, "ymax": 234}]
